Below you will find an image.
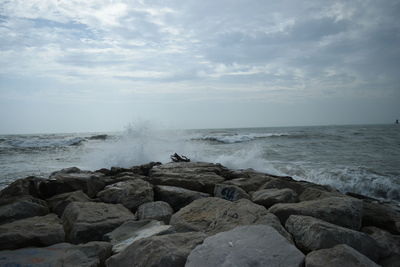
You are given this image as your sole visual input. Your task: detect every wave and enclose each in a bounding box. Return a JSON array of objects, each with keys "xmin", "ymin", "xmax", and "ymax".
[
  {"xmin": 192, "ymin": 133, "xmax": 290, "ymax": 144},
  {"xmin": 0, "ymin": 136, "xmax": 86, "ymax": 148}
]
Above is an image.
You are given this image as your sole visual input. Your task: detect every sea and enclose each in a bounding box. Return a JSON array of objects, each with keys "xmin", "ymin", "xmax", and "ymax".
[{"xmin": 0, "ymin": 123, "xmax": 399, "ymax": 202}]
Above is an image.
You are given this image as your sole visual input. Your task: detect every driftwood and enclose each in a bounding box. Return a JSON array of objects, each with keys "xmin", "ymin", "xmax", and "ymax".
[{"xmin": 170, "ymin": 153, "xmax": 190, "ymax": 162}]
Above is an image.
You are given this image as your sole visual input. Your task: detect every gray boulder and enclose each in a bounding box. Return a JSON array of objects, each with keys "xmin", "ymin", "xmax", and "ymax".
[
  {"xmin": 0, "ymin": 241, "xmax": 112, "ymax": 267},
  {"xmin": 252, "ymin": 188, "xmax": 298, "ymax": 208},
  {"xmin": 150, "ymin": 162, "xmax": 231, "ymax": 177},
  {"xmin": 186, "ymin": 225, "xmax": 304, "ymax": 267},
  {"xmin": 0, "ymin": 195, "xmax": 49, "ymax": 224},
  {"xmin": 362, "ymin": 201, "xmax": 400, "ymax": 234},
  {"xmin": 0, "ymin": 213, "xmax": 64, "ymax": 250},
  {"xmin": 222, "ymin": 174, "xmax": 275, "ymax": 192},
  {"xmin": 106, "ymin": 231, "xmax": 207, "ymax": 267},
  {"xmin": 154, "ymin": 185, "xmax": 210, "ymax": 211},
  {"xmin": 47, "ymin": 190, "xmax": 92, "ymax": 217},
  {"xmin": 214, "ymin": 184, "xmax": 250, "ymax": 201},
  {"xmin": 269, "ymin": 196, "xmax": 363, "ymax": 230},
  {"xmin": 62, "ymin": 201, "xmax": 135, "ymax": 244},
  {"xmin": 254, "ymin": 213, "xmax": 293, "ymax": 242},
  {"xmin": 104, "ymin": 220, "xmax": 171, "ymax": 253},
  {"xmin": 169, "ymin": 197, "xmax": 268, "ymax": 235},
  {"xmin": 136, "ymin": 201, "xmax": 173, "ymax": 224},
  {"xmin": 286, "ymin": 215, "xmax": 381, "ymax": 261},
  {"xmin": 97, "ymin": 178, "xmax": 154, "ymax": 212},
  {"xmin": 362, "ymin": 226, "xmax": 400, "ymax": 257},
  {"xmin": 299, "ymin": 187, "xmax": 343, "ymax": 201},
  {"xmin": 0, "ymin": 176, "xmax": 46, "ymax": 199},
  {"xmin": 305, "ymin": 244, "xmax": 381, "ymax": 267}
]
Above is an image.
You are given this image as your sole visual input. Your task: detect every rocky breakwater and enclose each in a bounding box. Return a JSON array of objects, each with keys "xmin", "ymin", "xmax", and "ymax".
[{"xmin": 0, "ymin": 161, "xmax": 399, "ymax": 267}]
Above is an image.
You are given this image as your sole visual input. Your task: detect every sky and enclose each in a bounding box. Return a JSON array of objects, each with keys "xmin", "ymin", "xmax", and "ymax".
[{"xmin": 0, "ymin": 0, "xmax": 399, "ymax": 134}]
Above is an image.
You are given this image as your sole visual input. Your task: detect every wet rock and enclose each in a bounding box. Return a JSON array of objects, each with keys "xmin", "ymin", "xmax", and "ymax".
[
  {"xmin": 305, "ymin": 244, "xmax": 381, "ymax": 267},
  {"xmin": 269, "ymin": 196, "xmax": 363, "ymax": 230},
  {"xmin": 285, "ymin": 215, "xmax": 381, "ymax": 261},
  {"xmin": 186, "ymin": 225, "xmax": 304, "ymax": 267},
  {"xmin": 299, "ymin": 187, "xmax": 343, "ymax": 201},
  {"xmin": 362, "ymin": 226, "xmax": 400, "ymax": 257},
  {"xmin": 260, "ymin": 178, "xmax": 335, "ymax": 196},
  {"xmin": 254, "ymin": 213, "xmax": 293, "ymax": 242},
  {"xmin": 47, "ymin": 190, "xmax": 92, "ymax": 217},
  {"xmin": 0, "ymin": 195, "xmax": 49, "ymax": 224},
  {"xmin": 0, "ymin": 214, "xmax": 64, "ymax": 250},
  {"xmin": 105, "ymin": 231, "xmax": 206, "ymax": 267},
  {"xmin": 252, "ymin": 188, "xmax": 298, "ymax": 208},
  {"xmin": 362, "ymin": 201, "xmax": 400, "ymax": 234},
  {"xmin": 169, "ymin": 197, "xmax": 268, "ymax": 235},
  {"xmin": 136, "ymin": 201, "xmax": 173, "ymax": 224},
  {"xmin": 0, "ymin": 241, "xmax": 112, "ymax": 267},
  {"xmin": 97, "ymin": 178, "xmax": 154, "ymax": 212},
  {"xmin": 104, "ymin": 220, "xmax": 171, "ymax": 254},
  {"xmin": 0, "ymin": 176, "xmax": 46, "ymax": 199},
  {"xmin": 150, "ymin": 162, "xmax": 231, "ymax": 177},
  {"xmin": 214, "ymin": 184, "xmax": 250, "ymax": 201},
  {"xmin": 130, "ymin": 161, "xmax": 162, "ymax": 176},
  {"xmin": 154, "ymin": 185, "xmax": 210, "ymax": 211},
  {"xmin": 222, "ymin": 174, "xmax": 275, "ymax": 192},
  {"xmin": 62, "ymin": 201, "xmax": 135, "ymax": 244}
]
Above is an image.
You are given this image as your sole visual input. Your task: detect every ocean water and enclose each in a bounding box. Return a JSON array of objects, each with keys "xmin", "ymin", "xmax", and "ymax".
[{"xmin": 0, "ymin": 124, "xmax": 399, "ymax": 202}]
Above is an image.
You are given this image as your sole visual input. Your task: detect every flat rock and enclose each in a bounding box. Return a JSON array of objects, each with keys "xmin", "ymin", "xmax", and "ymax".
[
  {"xmin": 186, "ymin": 225, "xmax": 304, "ymax": 267},
  {"xmin": 269, "ymin": 196, "xmax": 363, "ymax": 230},
  {"xmin": 62, "ymin": 201, "xmax": 135, "ymax": 244},
  {"xmin": 305, "ymin": 244, "xmax": 381, "ymax": 267},
  {"xmin": 254, "ymin": 213, "xmax": 293, "ymax": 242},
  {"xmin": 0, "ymin": 213, "xmax": 65, "ymax": 250},
  {"xmin": 150, "ymin": 162, "xmax": 231, "ymax": 177},
  {"xmin": 0, "ymin": 241, "xmax": 112, "ymax": 267},
  {"xmin": 169, "ymin": 197, "xmax": 268, "ymax": 235},
  {"xmin": 0, "ymin": 195, "xmax": 49, "ymax": 224},
  {"xmin": 362, "ymin": 201, "xmax": 400, "ymax": 234},
  {"xmin": 252, "ymin": 188, "xmax": 298, "ymax": 208},
  {"xmin": 97, "ymin": 178, "xmax": 154, "ymax": 212},
  {"xmin": 136, "ymin": 201, "xmax": 173, "ymax": 224},
  {"xmin": 154, "ymin": 185, "xmax": 210, "ymax": 211},
  {"xmin": 106, "ymin": 231, "xmax": 207, "ymax": 267},
  {"xmin": 286, "ymin": 215, "xmax": 381, "ymax": 261},
  {"xmin": 104, "ymin": 220, "xmax": 171, "ymax": 254},
  {"xmin": 214, "ymin": 184, "xmax": 250, "ymax": 201},
  {"xmin": 47, "ymin": 190, "xmax": 92, "ymax": 217}
]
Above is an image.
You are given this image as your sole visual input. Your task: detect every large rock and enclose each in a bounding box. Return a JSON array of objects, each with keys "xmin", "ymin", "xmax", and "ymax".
[
  {"xmin": 299, "ymin": 187, "xmax": 343, "ymax": 201},
  {"xmin": 186, "ymin": 225, "xmax": 304, "ymax": 267},
  {"xmin": 269, "ymin": 196, "xmax": 363, "ymax": 230},
  {"xmin": 0, "ymin": 176, "xmax": 46, "ymax": 199},
  {"xmin": 0, "ymin": 195, "xmax": 49, "ymax": 224},
  {"xmin": 214, "ymin": 184, "xmax": 250, "ymax": 201},
  {"xmin": 97, "ymin": 178, "xmax": 154, "ymax": 212},
  {"xmin": 47, "ymin": 190, "xmax": 92, "ymax": 217},
  {"xmin": 222, "ymin": 174, "xmax": 275, "ymax": 193},
  {"xmin": 106, "ymin": 231, "xmax": 206, "ymax": 267},
  {"xmin": 0, "ymin": 213, "xmax": 65, "ymax": 250},
  {"xmin": 169, "ymin": 197, "xmax": 268, "ymax": 235},
  {"xmin": 0, "ymin": 241, "xmax": 112, "ymax": 267},
  {"xmin": 136, "ymin": 201, "xmax": 173, "ymax": 224},
  {"xmin": 260, "ymin": 177, "xmax": 335, "ymax": 196},
  {"xmin": 362, "ymin": 201, "xmax": 400, "ymax": 234},
  {"xmin": 62, "ymin": 201, "xmax": 135, "ymax": 244},
  {"xmin": 252, "ymin": 188, "xmax": 298, "ymax": 208},
  {"xmin": 104, "ymin": 220, "xmax": 171, "ymax": 253},
  {"xmin": 150, "ymin": 162, "xmax": 231, "ymax": 177},
  {"xmin": 362, "ymin": 226, "xmax": 400, "ymax": 257},
  {"xmin": 305, "ymin": 244, "xmax": 381, "ymax": 267},
  {"xmin": 285, "ymin": 215, "xmax": 381, "ymax": 261},
  {"xmin": 254, "ymin": 213, "xmax": 293, "ymax": 242},
  {"xmin": 154, "ymin": 185, "xmax": 210, "ymax": 211}
]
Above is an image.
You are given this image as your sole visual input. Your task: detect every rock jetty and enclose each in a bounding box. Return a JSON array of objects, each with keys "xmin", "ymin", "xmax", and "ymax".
[{"xmin": 0, "ymin": 161, "xmax": 399, "ymax": 266}]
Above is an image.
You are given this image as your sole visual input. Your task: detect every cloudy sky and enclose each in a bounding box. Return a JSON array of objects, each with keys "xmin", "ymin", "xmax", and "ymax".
[{"xmin": 0, "ymin": 0, "xmax": 399, "ymax": 133}]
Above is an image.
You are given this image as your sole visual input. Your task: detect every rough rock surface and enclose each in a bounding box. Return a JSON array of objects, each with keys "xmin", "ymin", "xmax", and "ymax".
[
  {"xmin": 97, "ymin": 178, "xmax": 154, "ymax": 212},
  {"xmin": 136, "ymin": 201, "xmax": 173, "ymax": 224},
  {"xmin": 362, "ymin": 201, "xmax": 400, "ymax": 234},
  {"xmin": 286, "ymin": 215, "xmax": 381, "ymax": 261},
  {"xmin": 0, "ymin": 195, "xmax": 49, "ymax": 224},
  {"xmin": 0, "ymin": 176, "xmax": 46, "ymax": 199},
  {"xmin": 154, "ymin": 185, "xmax": 210, "ymax": 211},
  {"xmin": 269, "ymin": 196, "xmax": 363, "ymax": 230},
  {"xmin": 222, "ymin": 174, "xmax": 275, "ymax": 193},
  {"xmin": 0, "ymin": 214, "xmax": 65, "ymax": 250},
  {"xmin": 362, "ymin": 226, "xmax": 400, "ymax": 257},
  {"xmin": 305, "ymin": 244, "xmax": 381, "ymax": 267},
  {"xmin": 254, "ymin": 213, "xmax": 293, "ymax": 242},
  {"xmin": 299, "ymin": 187, "xmax": 343, "ymax": 201},
  {"xmin": 186, "ymin": 225, "xmax": 304, "ymax": 267},
  {"xmin": 169, "ymin": 197, "xmax": 268, "ymax": 235},
  {"xmin": 62, "ymin": 201, "xmax": 135, "ymax": 244},
  {"xmin": 47, "ymin": 190, "xmax": 92, "ymax": 217},
  {"xmin": 106, "ymin": 231, "xmax": 207, "ymax": 267},
  {"xmin": 214, "ymin": 184, "xmax": 250, "ymax": 201},
  {"xmin": 252, "ymin": 188, "xmax": 298, "ymax": 208},
  {"xmin": 0, "ymin": 241, "xmax": 112, "ymax": 267}
]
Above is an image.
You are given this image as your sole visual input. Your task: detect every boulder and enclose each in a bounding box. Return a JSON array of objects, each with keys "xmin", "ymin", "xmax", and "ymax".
[
  {"xmin": 130, "ymin": 161, "xmax": 162, "ymax": 176},
  {"xmin": 0, "ymin": 176, "xmax": 46, "ymax": 199},
  {"xmin": 105, "ymin": 231, "xmax": 206, "ymax": 267},
  {"xmin": 0, "ymin": 241, "xmax": 112, "ymax": 267},
  {"xmin": 362, "ymin": 201, "xmax": 400, "ymax": 234},
  {"xmin": 362, "ymin": 226, "xmax": 400, "ymax": 257},
  {"xmin": 150, "ymin": 162, "xmax": 231, "ymax": 177},
  {"xmin": 260, "ymin": 178, "xmax": 336, "ymax": 196},
  {"xmin": 186, "ymin": 225, "xmax": 304, "ymax": 267},
  {"xmin": 214, "ymin": 184, "xmax": 250, "ymax": 201},
  {"xmin": 169, "ymin": 197, "xmax": 268, "ymax": 235},
  {"xmin": 47, "ymin": 190, "xmax": 92, "ymax": 217},
  {"xmin": 254, "ymin": 213, "xmax": 293, "ymax": 242},
  {"xmin": 269, "ymin": 196, "xmax": 363, "ymax": 230},
  {"xmin": 97, "ymin": 178, "xmax": 154, "ymax": 212},
  {"xmin": 62, "ymin": 201, "xmax": 135, "ymax": 244},
  {"xmin": 222, "ymin": 174, "xmax": 275, "ymax": 193},
  {"xmin": 285, "ymin": 215, "xmax": 381, "ymax": 261},
  {"xmin": 0, "ymin": 214, "xmax": 65, "ymax": 250},
  {"xmin": 104, "ymin": 220, "xmax": 171, "ymax": 254},
  {"xmin": 154, "ymin": 185, "xmax": 210, "ymax": 212},
  {"xmin": 252, "ymin": 188, "xmax": 298, "ymax": 208},
  {"xmin": 0, "ymin": 195, "xmax": 49, "ymax": 224},
  {"xmin": 379, "ymin": 253, "xmax": 400, "ymax": 267},
  {"xmin": 299, "ymin": 187, "xmax": 343, "ymax": 201},
  {"xmin": 305, "ymin": 244, "xmax": 381, "ymax": 267},
  {"xmin": 136, "ymin": 201, "xmax": 173, "ymax": 224}
]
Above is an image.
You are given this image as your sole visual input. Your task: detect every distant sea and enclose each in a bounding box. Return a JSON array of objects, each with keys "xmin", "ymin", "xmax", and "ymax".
[{"xmin": 0, "ymin": 124, "xmax": 399, "ymax": 202}]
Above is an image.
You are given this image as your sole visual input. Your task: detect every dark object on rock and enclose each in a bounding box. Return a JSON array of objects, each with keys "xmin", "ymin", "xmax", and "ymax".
[
  {"xmin": 214, "ymin": 184, "xmax": 250, "ymax": 201},
  {"xmin": 170, "ymin": 153, "xmax": 190, "ymax": 162},
  {"xmin": 0, "ymin": 195, "xmax": 49, "ymax": 225},
  {"xmin": 136, "ymin": 201, "xmax": 174, "ymax": 224},
  {"xmin": 88, "ymin": 134, "xmax": 108, "ymax": 140},
  {"xmin": 154, "ymin": 185, "xmax": 210, "ymax": 211}
]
